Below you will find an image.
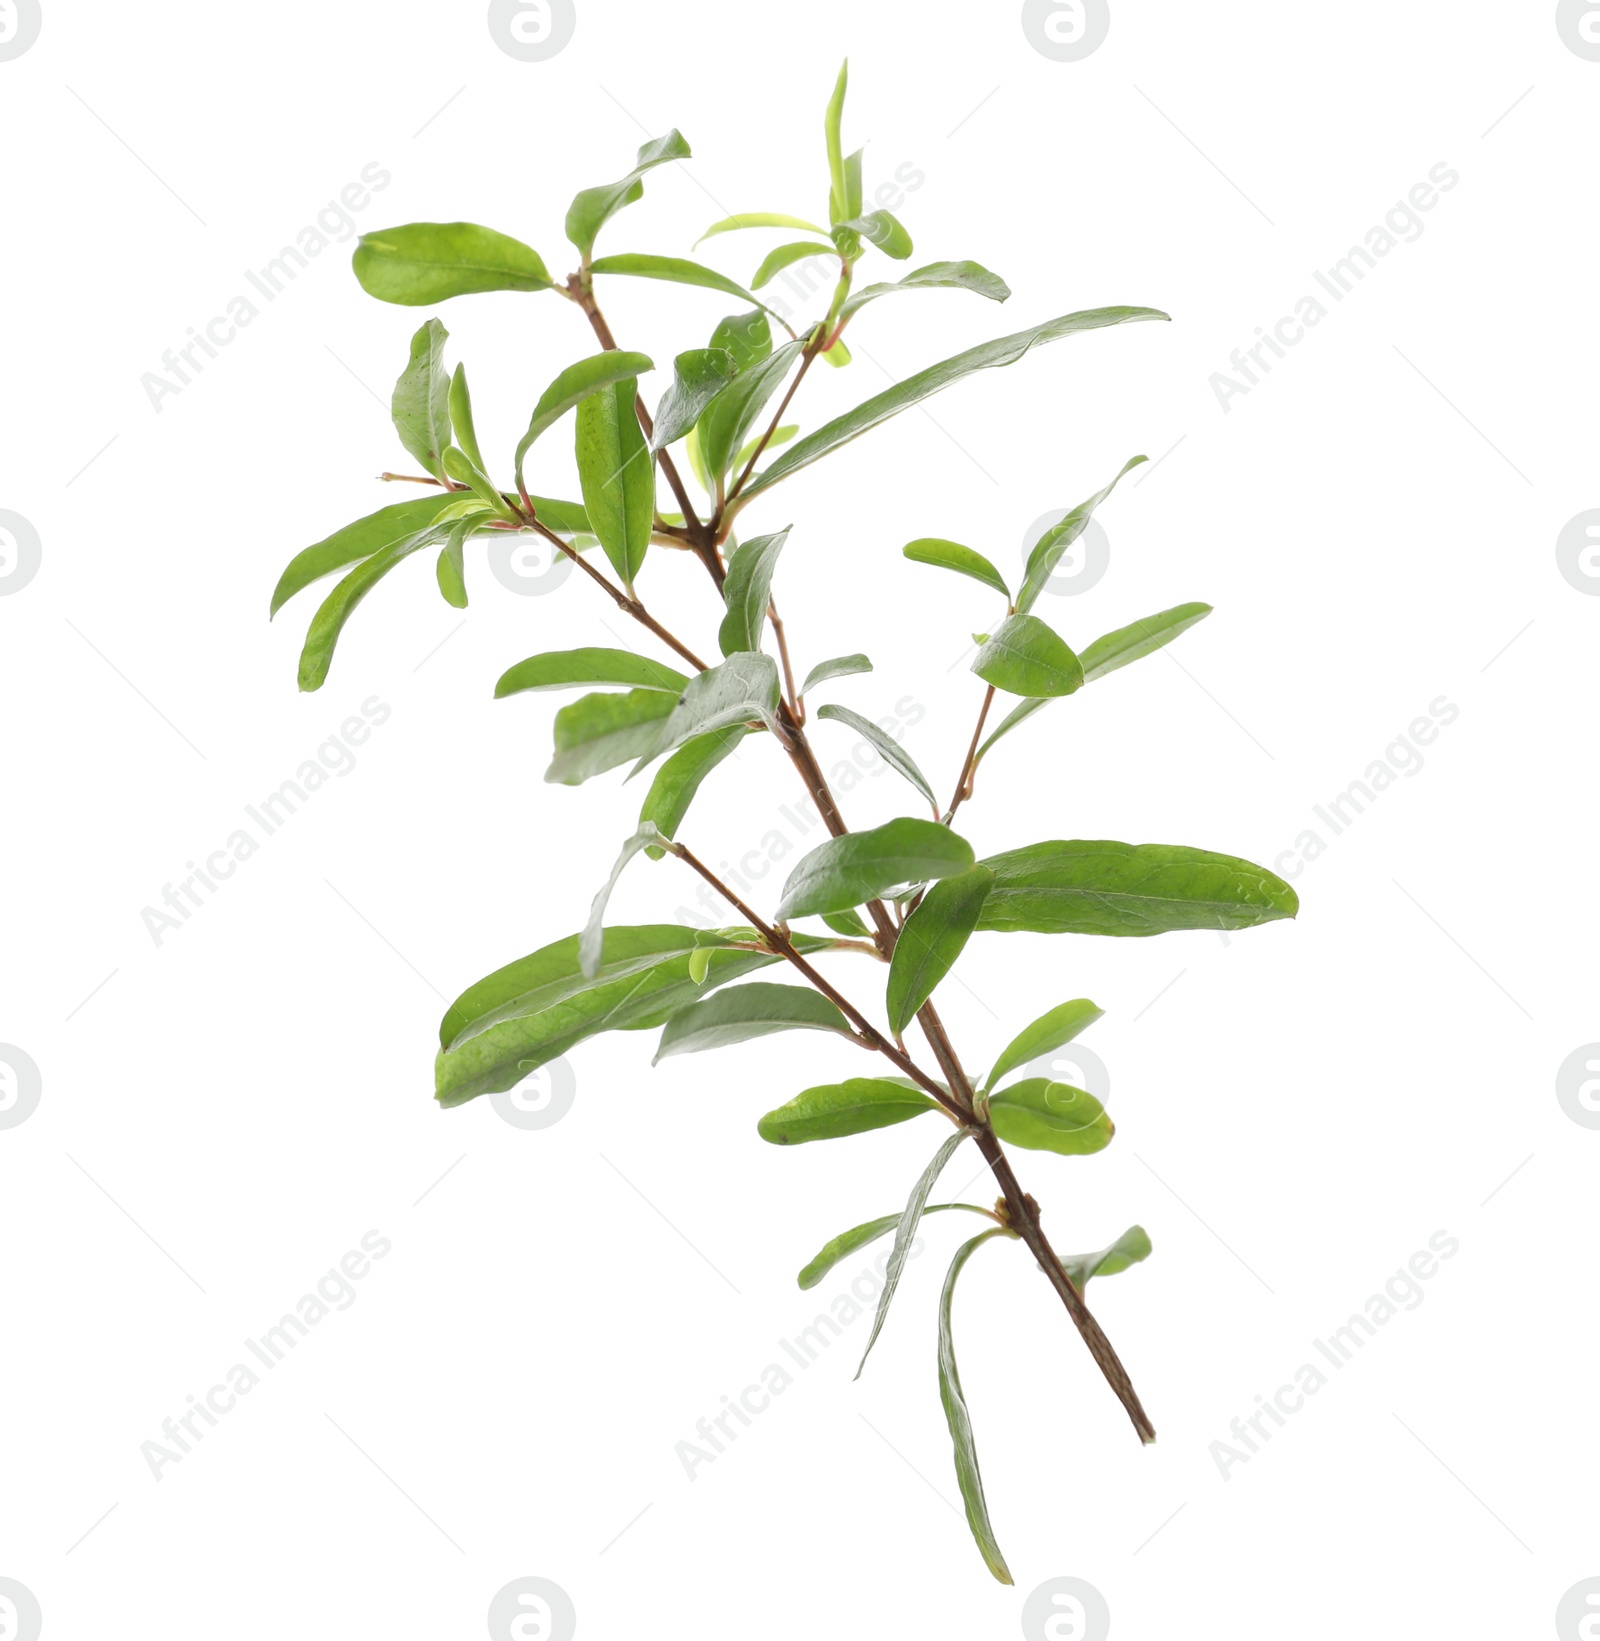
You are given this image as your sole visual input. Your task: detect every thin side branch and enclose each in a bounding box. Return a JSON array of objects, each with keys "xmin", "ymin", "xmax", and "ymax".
[{"xmin": 945, "ymin": 685, "xmax": 996, "ymax": 823}]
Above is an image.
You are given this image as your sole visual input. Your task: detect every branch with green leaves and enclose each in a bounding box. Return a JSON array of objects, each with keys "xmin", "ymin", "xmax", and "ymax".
[{"xmin": 270, "ymin": 61, "xmax": 1298, "ymax": 1584}]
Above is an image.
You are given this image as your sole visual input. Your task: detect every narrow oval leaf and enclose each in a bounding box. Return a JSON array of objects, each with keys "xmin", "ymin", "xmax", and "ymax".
[
  {"xmin": 695, "ymin": 211, "xmax": 831, "ymax": 247},
  {"xmin": 1060, "ymin": 1224, "xmax": 1153, "ymax": 1291},
  {"xmin": 638, "ymin": 726, "xmax": 746, "ymax": 854},
  {"xmin": 652, "ymin": 348, "xmax": 739, "ymax": 451},
  {"xmin": 938, "ymin": 1228, "xmax": 1015, "ymax": 1585},
  {"xmin": 449, "ymin": 363, "xmax": 487, "ymax": 472},
  {"xmin": 698, "ymin": 338, "xmax": 807, "ymax": 484},
  {"xmin": 886, "ymin": 867, "xmax": 994, "ymax": 1033},
  {"xmin": 801, "ymin": 653, "xmax": 872, "ymax": 694},
  {"xmin": 435, "ymin": 517, "xmax": 472, "ymax": 609},
  {"xmin": 392, "ymin": 318, "xmax": 452, "ymax": 481},
  {"xmin": 589, "ymin": 253, "xmax": 784, "ymax": 321},
  {"xmin": 496, "ymin": 648, "xmax": 688, "ymax": 698},
  {"xmin": 984, "ymin": 998, "xmax": 1104, "ymax": 1093},
  {"xmin": 655, "ymin": 982, "xmax": 853, "ymax": 1062},
  {"xmin": 547, "ymin": 689, "xmax": 677, "ymax": 786},
  {"xmin": 902, "ymin": 537, "xmax": 1009, "ymax": 599},
  {"xmin": 271, "ymin": 493, "xmax": 462, "ymax": 617},
  {"xmin": 824, "ymin": 60, "xmax": 850, "ymax": 223},
  {"xmin": 987, "ymin": 1078, "xmax": 1114, "ymax": 1156},
  {"xmin": 751, "ymin": 240, "xmax": 837, "ymax": 289},
  {"xmin": 758, "ymin": 1078, "xmax": 941, "ymax": 1145},
  {"xmin": 972, "ymin": 614, "xmax": 1084, "ymax": 698},
  {"xmin": 1080, "ymin": 602, "xmax": 1213, "ymax": 683},
  {"xmin": 719, "ymin": 527, "xmax": 791, "ymax": 655},
  {"xmin": 565, "ymin": 130, "xmax": 691, "ymax": 256},
  {"xmin": 515, "ymin": 350, "xmax": 654, "ymax": 491},
  {"xmin": 797, "ymin": 1203, "xmax": 995, "ymax": 1289},
  {"xmin": 976, "ymin": 840, "xmax": 1300, "ymax": 936},
  {"xmin": 821, "ymin": 907, "xmax": 871, "ymax": 937},
  {"xmin": 775, "ymin": 818, "xmax": 976, "ymax": 923},
  {"xmin": 441, "ymin": 446, "xmax": 518, "ymax": 522},
  {"xmin": 814, "ymin": 704, "xmax": 937, "ymax": 812},
  {"xmin": 576, "ymin": 379, "xmax": 653, "ymax": 590},
  {"xmin": 736, "ymin": 308, "xmax": 1169, "ymax": 505},
  {"xmin": 835, "ymin": 209, "xmax": 913, "ymax": 259},
  {"xmin": 580, "ymin": 826, "xmax": 660, "ymax": 978},
  {"xmin": 353, "ymin": 222, "xmax": 552, "ymax": 305},
  {"xmin": 733, "ymin": 422, "xmax": 799, "ymax": 472},
  {"xmin": 634, "ymin": 653, "xmax": 781, "ymax": 777},
  {"xmin": 974, "ymin": 695, "xmax": 1052, "ymax": 763},
  {"xmin": 841, "ymin": 260, "xmax": 1011, "ymax": 320},
  {"xmin": 1016, "ymin": 456, "xmax": 1146, "ymax": 616}
]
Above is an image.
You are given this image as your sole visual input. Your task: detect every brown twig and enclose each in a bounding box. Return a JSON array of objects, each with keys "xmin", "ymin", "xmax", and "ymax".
[{"xmin": 945, "ymin": 685, "xmax": 996, "ymax": 824}]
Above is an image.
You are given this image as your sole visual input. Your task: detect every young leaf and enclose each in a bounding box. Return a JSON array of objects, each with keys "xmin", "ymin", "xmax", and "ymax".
[
  {"xmin": 737, "ymin": 308, "xmax": 1169, "ymax": 505},
  {"xmin": 652, "ymin": 348, "xmax": 739, "ymax": 451},
  {"xmin": 1080, "ymin": 602, "xmax": 1213, "ymax": 683},
  {"xmin": 636, "ymin": 653, "xmax": 782, "ymax": 775},
  {"xmin": 580, "ymin": 826, "xmax": 661, "ymax": 978},
  {"xmin": 856, "ymin": 1129, "xmax": 970, "ymax": 1375},
  {"xmin": 938, "ymin": 1228, "xmax": 1015, "ymax": 1585},
  {"xmin": 1016, "ymin": 456, "xmax": 1146, "ymax": 616},
  {"xmin": 885, "ymin": 867, "xmax": 994, "ymax": 1033},
  {"xmin": 271, "ymin": 493, "xmax": 463, "ymax": 617},
  {"xmin": 751, "ymin": 240, "xmax": 837, "ymax": 289},
  {"xmin": 435, "ymin": 516, "xmax": 473, "ymax": 609},
  {"xmin": 775, "ymin": 818, "xmax": 976, "ymax": 922},
  {"xmin": 902, "ymin": 538, "xmax": 1009, "ymax": 600},
  {"xmin": 391, "ymin": 318, "xmax": 452, "ymax": 481},
  {"xmin": 821, "ymin": 908, "xmax": 872, "ymax": 937},
  {"xmin": 802, "ymin": 653, "xmax": 872, "ymax": 694},
  {"xmin": 822, "ymin": 335, "xmax": 853, "ymax": 368},
  {"xmin": 655, "ymin": 982, "xmax": 853, "ymax": 1062},
  {"xmin": 840, "ymin": 260, "xmax": 1011, "ymax": 319},
  {"xmin": 1060, "ymin": 1225, "xmax": 1153, "ymax": 1291},
  {"xmin": 575, "ymin": 379, "xmax": 653, "ymax": 590},
  {"xmin": 824, "ymin": 59, "xmax": 850, "ymax": 225},
  {"xmin": 986, "ymin": 1078, "xmax": 1114, "ymax": 1157},
  {"xmin": 719, "ymin": 527, "xmax": 791, "ymax": 655},
  {"xmin": 695, "ymin": 211, "xmax": 831, "ymax": 246},
  {"xmin": 496, "ymin": 648, "xmax": 688, "ymax": 698},
  {"xmin": 797, "ymin": 1203, "xmax": 995, "ymax": 1289},
  {"xmin": 710, "ymin": 308, "xmax": 773, "ymax": 372},
  {"xmin": 565, "ymin": 130, "xmax": 691, "ymax": 257},
  {"xmin": 814, "ymin": 703, "xmax": 937, "ymax": 812},
  {"xmin": 442, "ymin": 446, "xmax": 518, "ymax": 522},
  {"xmin": 547, "ymin": 690, "xmax": 677, "ymax": 786},
  {"xmin": 975, "ymin": 840, "xmax": 1300, "ymax": 936},
  {"xmin": 834, "ymin": 209, "xmax": 913, "ymax": 259},
  {"xmin": 984, "ymin": 998, "xmax": 1104, "ymax": 1093},
  {"xmin": 698, "ymin": 338, "xmax": 807, "ymax": 485},
  {"xmin": 515, "ymin": 350, "xmax": 654, "ymax": 492},
  {"xmin": 589, "ymin": 254, "xmax": 784, "ymax": 321},
  {"xmin": 734, "ymin": 423, "xmax": 799, "ymax": 472},
  {"xmin": 449, "ymin": 364, "xmax": 487, "ymax": 472},
  {"xmin": 639, "ymin": 727, "xmax": 746, "ymax": 854},
  {"xmin": 757, "ymin": 1078, "xmax": 942, "ymax": 1145},
  {"xmin": 971, "ymin": 614, "xmax": 1084, "ymax": 698},
  {"xmin": 352, "ymin": 222, "xmax": 553, "ymax": 304}
]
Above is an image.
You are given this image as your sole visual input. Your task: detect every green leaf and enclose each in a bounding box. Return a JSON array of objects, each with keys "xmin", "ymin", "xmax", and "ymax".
[
  {"xmin": 733, "ymin": 423, "xmax": 798, "ymax": 472},
  {"xmin": 835, "ymin": 209, "xmax": 913, "ymax": 259},
  {"xmin": 435, "ymin": 924, "xmax": 828, "ymax": 1107},
  {"xmin": 580, "ymin": 827, "xmax": 660, "ymax": 979},
  {"xmin": 987, "ymin": 1077, "xmax": 1114, "ymax": 1157},
  {"xmin": 515, "ymin": 350, "xmax": 654, "ymax": 493},
  {"xmin": 975, "ymin": 840, "xmax": 1300, "ymax": 936},
  {"xmin": 902, "ymin": 538, "xmax": 1010, "ymax": 600},
  {"xmin": 589, "ymin": 254, "xmax": 784, "ymax": 321},
  {"xmin": 814, "ymin": 704, "xmax": 937, "ymax": 813},
  {"xmin": 801, "ymin": 653, "xmax": 872, "ymax": 694},
  {"xmin": 391, "ymin": 319, "xmax": 452, "ymax": 481},
  {"xmin": 737, "ymin": 308, "xmax": 1169, "ymax": 505},
  {"xmin": 972, "ymin": 614, "xmax": 1085, "ymax": 698},
  {"xmin": 547, "ymin": 689, "xmax": 677, "ymax": 786},
  {"xmin": 718, "ymin": 526, "xmax": 790, "ymax": 655},
  {"xmin": 1016, "ymin": 457, "xmax": 1146, "ymax": 616},
  {"xmin": 857, "ymin": 1129, "xmax": 970, "ymax": 1375},
  {"xmin": 984, "ymin": 998, "xmax": 1104, "ymax": 1093},
  {"xmin": 441, "ymin": 446, "xmax": 518, "ymax": 522},
  {"xmin": 1081, "ymin": 602, "xmax": 1213, "ymax": 683},
  {"xmin": 655, "ymin": 982, "xmax": 853, "ymax": 1062},
  {"xmin": 974, "ymin": 695, "xmax": 1053, "ymax": 763},
  {"xmin": 886, "ymin": 867, "xmax": 994, "ymax": 1033},
  {"xmin": 838, "ymin": 148, "xmax": 865, "ymax": 230},
  {"xmin": 797, "ymin": 1203, "xmax": 995, "ymax": 1289},
  {"xmin": 352, "ymin": 222, "xmax": 553, "ymax": 305},
  {"xmin": 757, "ymin": 1077, "xmax": 942, "ymax": 1146},
  {"xmin": 575, "ymin": 378, "xmax": 653, "ymax": 591},
  {"xmin": 824, "ymin": 60, "xmax": 850, "ymax": 225},
  {"xmin": 449, "ymin": 364, "xmax": 487, "ymax": 472},
  {"xmin": 822, "ymin": 335, "xmax": 852, "ymax": 368},
  {"xmin": 1060, "ymin": 1224, "xmax": 1153, "ymax": 1291},
  {"xmin": 698, "ymin": 338, "xmax": 807, "ymax": 485},
  {"xmin": 775, "ymin": 818, "xmax": 976, "ymax": 923},
  {"xmin": 938, "ymin": 1228, "xmax": 1015, "ymax": 1585},
  {"xmin": 634, "ymin": 652, "xmax": 782, "ymax": 776},
  {"xmin": 271, "ymin": 493, "xmax": 463, "ymax": 617},
  {"xmin": 639, "ymin": 726, "xmax": 746, "ymax": 855},
  {"xmin": 840, "ymin": 260, "xmax": 1011, "ymax": 320},
  {"xmin": 751, "ymin": 240, "xmax": 837, "ymax": 289},
  {"xmin": 652, "ymin": 348, "xmax": 739, "ymax": 451},
  {"xmin": 565, "ymin": 130, "xmax": 691, "ymax": 257},
  {"xmin": 821, "ymin": 907, "xmax": 872, "ymax": 937},
  {"xmin": 710, "ymin": 308, "xmax": 773, "ymax": 373},
  {"xmin": 496, "ymin": 648, "xmax": 689, "ymax": 698},
  {"xmin": 695, "ymin": 211, "xmax": 831, "ymax": 247},
  {"xmin": 435, "ymin": 516, "xmax": 473, "ymax": 609}
]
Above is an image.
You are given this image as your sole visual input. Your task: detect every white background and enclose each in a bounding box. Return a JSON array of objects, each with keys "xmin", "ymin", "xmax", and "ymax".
[{"xmin": 3, "ymin": 1, "xmax": 1597, "ymax": 1636}]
